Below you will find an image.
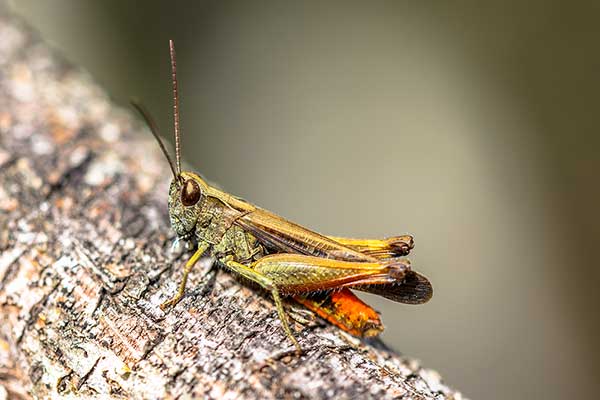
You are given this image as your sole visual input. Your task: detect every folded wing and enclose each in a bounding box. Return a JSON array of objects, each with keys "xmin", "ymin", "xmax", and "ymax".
[{"xmin": 234, "ymin": 207, "xmax": 376, "ymax": 262}]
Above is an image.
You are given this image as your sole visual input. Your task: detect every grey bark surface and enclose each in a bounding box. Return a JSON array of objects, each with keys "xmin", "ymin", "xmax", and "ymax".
[{"xmin": 0, "ymin": 7, "xmax": 464, "ymax": 400}]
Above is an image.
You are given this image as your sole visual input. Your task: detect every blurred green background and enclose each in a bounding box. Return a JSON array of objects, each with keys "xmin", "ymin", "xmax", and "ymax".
[{"xmin": 11, "ymin": 1, "xmax": 600, "ymax": 398}]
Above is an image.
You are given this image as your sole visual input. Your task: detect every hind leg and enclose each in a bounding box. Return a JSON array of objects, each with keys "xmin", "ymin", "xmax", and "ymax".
[{"xmin": 221, "ymin": 256, "xmax": 302, "ymax": 354}]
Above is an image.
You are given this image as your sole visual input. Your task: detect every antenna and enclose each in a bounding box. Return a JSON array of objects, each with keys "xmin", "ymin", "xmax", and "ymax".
[
  {"xmin": 169, "ymin": 39, "xmax": 182, "ymax": 176},
  {"xmin": 131, "ymin": 101, "xmax": 178, "ymax": 180}
]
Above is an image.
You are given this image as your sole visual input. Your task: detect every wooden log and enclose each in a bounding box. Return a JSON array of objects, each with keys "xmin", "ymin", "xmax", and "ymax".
[{"xmin": 0, "ymin": 6, "xmax": 464, "ymax": 400}]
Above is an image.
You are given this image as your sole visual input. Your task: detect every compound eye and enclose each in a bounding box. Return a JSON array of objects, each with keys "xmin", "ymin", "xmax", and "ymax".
[{"xmin": 181, "ymin": 179, "xmax": 201, "ymax": 206}]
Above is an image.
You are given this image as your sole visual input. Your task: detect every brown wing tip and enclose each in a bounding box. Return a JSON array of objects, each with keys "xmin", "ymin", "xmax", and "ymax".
[
  {"xmin": 399, "ymin": 271, "xmax": 433, "ymax": 304},
  {"xmin": 355, "ymin": 270, "xmax": 433, "ymax": 305}
]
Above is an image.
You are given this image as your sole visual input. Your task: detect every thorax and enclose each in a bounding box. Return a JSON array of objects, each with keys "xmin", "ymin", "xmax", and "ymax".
[{"xmin": 194, "ymin": 197, "xmax": 264, "ymax": 263}]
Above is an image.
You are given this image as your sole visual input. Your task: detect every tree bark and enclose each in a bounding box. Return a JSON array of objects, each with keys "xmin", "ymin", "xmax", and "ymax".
[{"xmin": 0, "ymin": 6, "xmax": 464, "ymax": 400}]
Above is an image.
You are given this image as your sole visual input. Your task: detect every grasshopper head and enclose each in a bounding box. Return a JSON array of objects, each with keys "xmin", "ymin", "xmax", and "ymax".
[{"xmin": 167, "ymin": 172, "xmax": 209, "ymax": 239}]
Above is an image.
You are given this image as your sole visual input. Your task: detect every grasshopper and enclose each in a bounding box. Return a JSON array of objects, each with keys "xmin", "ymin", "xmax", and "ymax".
[{"xmin": 133, "ymin": 40, "xmax": 432, "ymax": 353}]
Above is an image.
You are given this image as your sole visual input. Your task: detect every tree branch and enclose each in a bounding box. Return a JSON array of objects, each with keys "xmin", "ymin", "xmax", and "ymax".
[{"xmin": 0, "ymin": 6, "xmax": 464, "ymax": 400}]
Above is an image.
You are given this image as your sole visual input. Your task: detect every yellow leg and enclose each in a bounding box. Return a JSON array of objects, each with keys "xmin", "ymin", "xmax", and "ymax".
[
  {"xmin": 222, "ymin": 257, "xmax": 302, "ymax": 354},
  {"xmin": 161, "ymin": 242, "xmax": 209, "ymax": 310}
]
